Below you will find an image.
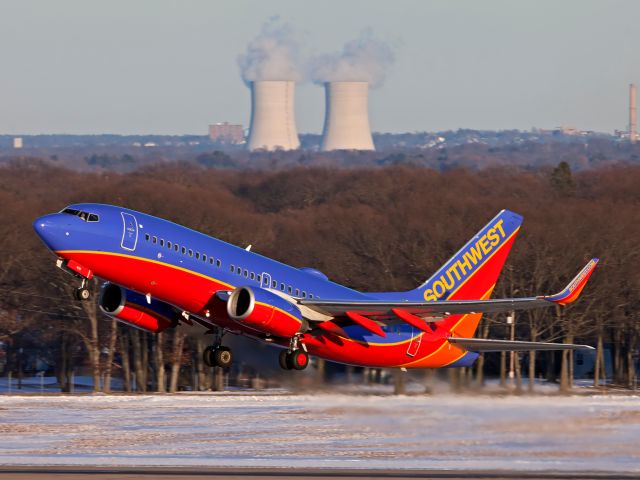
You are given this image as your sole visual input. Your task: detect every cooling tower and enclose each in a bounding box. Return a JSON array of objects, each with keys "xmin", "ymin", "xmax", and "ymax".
[
  {"xmin": 247, "ymin": 80, "xmax": 300, "ymax": 151},
  {"xmin": 321, "ymin": 81, "xmax": 374, "ymax": 151},
  {"xmin": 630, "ymin": 83, "xmax": 637, "ymax": 144}
]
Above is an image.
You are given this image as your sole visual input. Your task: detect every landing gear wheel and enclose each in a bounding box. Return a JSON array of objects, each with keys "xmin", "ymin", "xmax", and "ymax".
[
  {"xmin": 74, "ymin": 287, "xmax": 91, "ymax": 301},
  {"xmin": 279, "ymin": 350, "xmax": 292, "ymax": 370},
  {"xmin": 289, "ymin": 350, "xmax": 309, "ymax": 371},
  {"xmin": 203, "ymin": 345, "xmax": 217, "ymax": 367},
  {"xmin": 214, "ymin": 346, "xmax": 233, "ymax": 368}
]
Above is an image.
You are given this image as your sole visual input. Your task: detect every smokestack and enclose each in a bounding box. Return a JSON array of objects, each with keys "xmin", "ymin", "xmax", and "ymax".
[
  {"xmin": 630, "ymin": 83, "xmax": 637, "ymax": 144},
  {"xmin": 247, "ymin": 80, "xmax": 300, "ymax": 151},
  {"xmin": 321, "ymin": 81, "xmax": 374, "ymax": 151}
]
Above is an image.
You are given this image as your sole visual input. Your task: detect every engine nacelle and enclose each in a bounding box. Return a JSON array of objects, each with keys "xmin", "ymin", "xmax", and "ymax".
[
  {"xmin": 226, "ymin": 286, "xmax": 305, "ymax": 338},
  {"xmin": 99, "ymin": 283, "xmax": 177, "ymax": 333}
]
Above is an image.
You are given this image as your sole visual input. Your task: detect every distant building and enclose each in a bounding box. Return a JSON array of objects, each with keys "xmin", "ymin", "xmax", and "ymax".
[
  {"xmin": 554, "ymin": 126, "xmax": 580, "ymax": 136},
  {"xmin": 209, "ymin": 122, "xmax": 244, "ymax": 144},
  {"xmin": 13, "ymin": 137, "xmax": 23, "ymax": 149}
]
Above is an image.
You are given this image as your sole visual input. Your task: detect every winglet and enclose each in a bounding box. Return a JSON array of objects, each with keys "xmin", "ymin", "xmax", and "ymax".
[{"xmin": 544, "ymin": 258, "xmax": 599, "ymax": 306}]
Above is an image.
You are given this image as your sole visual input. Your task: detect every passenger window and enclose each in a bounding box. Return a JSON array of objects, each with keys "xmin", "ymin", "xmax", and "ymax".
[
  {"xmin": 257, "ymin": 275, "xmax": 261, "ymax": 282},
  {"xmin": 243, "ymin": 269, "xmax": 248, "ymax": 277},
  {"xmin": 195, "ymin": 252, "xmax": 200, "ymax": 260},
  {"xmin": 216, "ymin": 260, "xmax": 221, "ymax": 267},
  {"xmin": 152, "ymin": 236, "xmax": 157, "ymax": 244},
  {"xmin": 202, "ymin": 254, "xmax": 207, "ymax": 262},
  {"xmin": 287, "ymin": 286, "xmax": 292, "ymax": 294},
  {"xmin": 302, "ymin": 291, "xmax": 307, "ymax": 298},
  {"xmin": 310, "ymin": 294, "xmax": 314, "ymax": 299},
  {"xmin": 280, "ymin": 283, "xmax": 285, "ymax": 291},
  {"xmin": 295, "ymin": 288, "xmax": 300, "ymax": 296},
  {"xmin": 230, "ymin": 265, "xmax": 235, "ymax": 272},
  {"xmin": 272, "ymin": 280, "xmax": 277, "ymax": 288},
  {"xmin": 182, "ymin": 246, "xmax": 186, "ymax": 254},
  {"xmin": 160, "ymin": 239, "xmax": 164, "ymax": 247},
  {"xmin": 167, "ymin": 241, "xmax": 172, "ymax": 249},
  {"xmin": 188, "ymin": 249, "xmax": 193, "ymax": 257},
  {"xmin": 175, "ymin": 244, "xmax": 179, "ymax": 252},
  {"xmin": 250, "ymin": 272, "xmax": 255, "ymax": 280},
  {"xmin": 145, "ymin": 234, "xmax": 150, "ymax": 241}
]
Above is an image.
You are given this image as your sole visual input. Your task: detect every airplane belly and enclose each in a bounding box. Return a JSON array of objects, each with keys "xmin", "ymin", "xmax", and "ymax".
[
  {"xmin": 303, "ymin": 333, "xmax": 470, "ymax": 369},
  {"xmin": 62, "ymin": 250, "xmax": 226, "ymax": 314}
]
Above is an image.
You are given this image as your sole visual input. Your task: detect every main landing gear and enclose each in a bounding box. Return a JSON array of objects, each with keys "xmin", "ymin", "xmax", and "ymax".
[
  {"xmin": 203, "ymin": 328, "xmax": 233, "ymax": 368},
  {"xmin": 203, "ymin": 345, "xmax": 233, "ymax": 368},
  {"xmin": 279, "ymin": 336, "xmax": 309, "ymax": 371}
]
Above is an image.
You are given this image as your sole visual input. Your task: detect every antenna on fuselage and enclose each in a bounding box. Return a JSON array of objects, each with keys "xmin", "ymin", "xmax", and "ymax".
[{"xmin": 245, "ymin": 244, "xmax": 252, "ymax": 251}]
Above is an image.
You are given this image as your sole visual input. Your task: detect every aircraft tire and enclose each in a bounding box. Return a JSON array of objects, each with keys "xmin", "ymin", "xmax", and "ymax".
[
  {"xmin": 289, "ymin": 350, "xmax": 309, "ymax": 371},
  {"xmin": 75, "ymin": 287, "xmax": 91, "ymax": 301},
  {"xmin": 203, "ymin": 345, "xmax": 216, "ymax": 367},
  {"xmin": 279, "ymin": 350, "xmax": 292, "ymax": 370},
  {"xmin": 214, "ymin": 346, "xmax": 233, "ymax": 368}
]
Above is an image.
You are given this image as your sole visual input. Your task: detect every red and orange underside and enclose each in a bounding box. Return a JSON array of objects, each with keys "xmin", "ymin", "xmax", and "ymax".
[{"xmin": 59, "ymin": 234, "xmax": 514, "ymax": 369}]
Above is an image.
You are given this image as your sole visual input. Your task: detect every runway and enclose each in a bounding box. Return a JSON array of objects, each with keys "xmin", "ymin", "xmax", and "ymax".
[
  {"xmin": 0, "ymin": 393, "xmax": 639, "ymax": 474},
  {"xmin": 0, "ymin": 467, "xmax": 637, "ymax": 480}
]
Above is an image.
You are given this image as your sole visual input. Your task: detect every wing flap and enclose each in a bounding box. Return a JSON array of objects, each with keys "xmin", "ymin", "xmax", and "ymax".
[{"xmin": 448, "ymin": 337, "xmax": 594, "ymax": 352}]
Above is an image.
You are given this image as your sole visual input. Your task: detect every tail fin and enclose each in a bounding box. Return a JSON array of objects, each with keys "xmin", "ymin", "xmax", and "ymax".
[{"xmin": 409, "ymin": 210, "xmax": 523, "ymax": 337}]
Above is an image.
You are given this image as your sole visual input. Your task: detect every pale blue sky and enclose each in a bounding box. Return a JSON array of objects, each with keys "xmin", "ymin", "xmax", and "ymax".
[{"xmin": 1, "ymin": 0, "xmax": 638, "ymax": 135}]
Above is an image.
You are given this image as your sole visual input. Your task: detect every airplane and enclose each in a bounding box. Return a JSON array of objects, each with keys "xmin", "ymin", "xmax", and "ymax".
[{"xmin": 33, "ymin": 205, "xmax": 597, "ymax": 372}]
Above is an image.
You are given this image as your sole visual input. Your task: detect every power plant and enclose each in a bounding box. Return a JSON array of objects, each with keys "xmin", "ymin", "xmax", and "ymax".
[
  {"xmin": 247, "ymin": 80, "xmax": 300, "ymax": 151},
  {"xmin": 320, "ymin": 81, "xmax": 375, "ymax": 151},
  {"xmin": 629, "ymin": 83, "xmax": 637, "ymax": 144}
]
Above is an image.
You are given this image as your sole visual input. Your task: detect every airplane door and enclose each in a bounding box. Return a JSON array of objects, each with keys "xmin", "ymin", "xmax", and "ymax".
[
  {"xmin": 120, "ymin": 212, "xmax": 138, "ymax": 251},
  {"xmin": 261, "ymin": 272, "xmax": 271, "ymax": 289},
  {"xmin": 406, "ymin": 328, "xmax": 422, "ymax": 357}
]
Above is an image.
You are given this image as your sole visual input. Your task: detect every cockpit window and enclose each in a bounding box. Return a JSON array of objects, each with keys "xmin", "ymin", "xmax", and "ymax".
[{"xmin": 61, "ymin": 208, "xmax": 100, "ymax": 222}]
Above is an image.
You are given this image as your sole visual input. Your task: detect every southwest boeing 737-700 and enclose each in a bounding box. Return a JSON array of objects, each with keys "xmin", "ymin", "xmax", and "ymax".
[{"xmin": 33, "ymin": 205, "xmax": 596, "ymax": 371}]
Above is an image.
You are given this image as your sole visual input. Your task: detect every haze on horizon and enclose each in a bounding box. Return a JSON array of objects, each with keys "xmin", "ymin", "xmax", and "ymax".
[{"xmin": 1, "ymin": 0, "xmax": 638, "ymax": 136}]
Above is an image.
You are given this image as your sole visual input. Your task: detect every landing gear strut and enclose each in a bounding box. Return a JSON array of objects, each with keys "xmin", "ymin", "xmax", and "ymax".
[
  {"xmin": 279, "ymin": 336, "xmax": 309, "ymax": 371},
  {"xmin": 203, "ymin": 328, "xmax": 233, "ymax": 368}
]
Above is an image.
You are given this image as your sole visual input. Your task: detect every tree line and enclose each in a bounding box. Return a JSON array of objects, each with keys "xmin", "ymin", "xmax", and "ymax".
[{"xmin": 0, "ymin": 159, "xmax": 638, "ymax": 393}]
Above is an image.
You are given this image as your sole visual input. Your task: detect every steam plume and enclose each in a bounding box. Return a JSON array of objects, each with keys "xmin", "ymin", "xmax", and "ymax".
[
  {"xmin": 238, "ymin": 18, "xmax": 302, "ymax": 85},
  {"xmin": 310, "ymin": 29, "xmax": 395, "ymax": 88}
]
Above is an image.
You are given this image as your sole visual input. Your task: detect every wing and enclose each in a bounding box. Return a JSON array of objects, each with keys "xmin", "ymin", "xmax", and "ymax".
[
  {"xmin": 301, "ymin": 259, "xmax": 598, "ymax": 321},
  {"xmin": 448, "ymin": 337, "xmax": 594, "ymax": 352}
]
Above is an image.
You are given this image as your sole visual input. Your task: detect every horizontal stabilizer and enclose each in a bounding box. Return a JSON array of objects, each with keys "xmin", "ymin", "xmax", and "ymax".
[{"xmin": 448, "ymin": 337, "xmax": 594, "ymax": 352}]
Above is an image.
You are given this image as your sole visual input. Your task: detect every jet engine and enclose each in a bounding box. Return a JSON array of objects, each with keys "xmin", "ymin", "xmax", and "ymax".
[
  {"xmin": 226, "ymin": 286, "xmax": 306, "ymax": 338},
  {"xmin": 99, "ymin": 283, "xmax": 177, "ymax": 333}
]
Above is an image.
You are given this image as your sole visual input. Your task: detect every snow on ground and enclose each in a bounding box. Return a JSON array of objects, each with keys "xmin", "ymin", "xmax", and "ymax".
[{"xmin": 0, "ymin": 393, "xmax": 638, "ymax": 471}]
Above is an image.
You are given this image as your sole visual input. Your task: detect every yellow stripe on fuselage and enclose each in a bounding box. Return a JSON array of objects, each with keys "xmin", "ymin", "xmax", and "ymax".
[{"xmin": 57, "ymin": 249, "xmax": 234, "ymax": 289}]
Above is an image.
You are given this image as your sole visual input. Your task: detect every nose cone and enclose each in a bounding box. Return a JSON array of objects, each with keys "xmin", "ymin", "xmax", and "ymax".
[{"xmin": 33, "ymin": 214, "xmax": 65, "ymax": 251}]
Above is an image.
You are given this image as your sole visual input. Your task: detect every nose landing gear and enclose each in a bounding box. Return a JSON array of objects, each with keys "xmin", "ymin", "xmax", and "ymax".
[
  {"xmin": 56, "ymin": 259, "xmax": 94, "ymax": 302},
  {"xmin": 74, "ymin": 279, "xmax": 91, "ymax": 301}
]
